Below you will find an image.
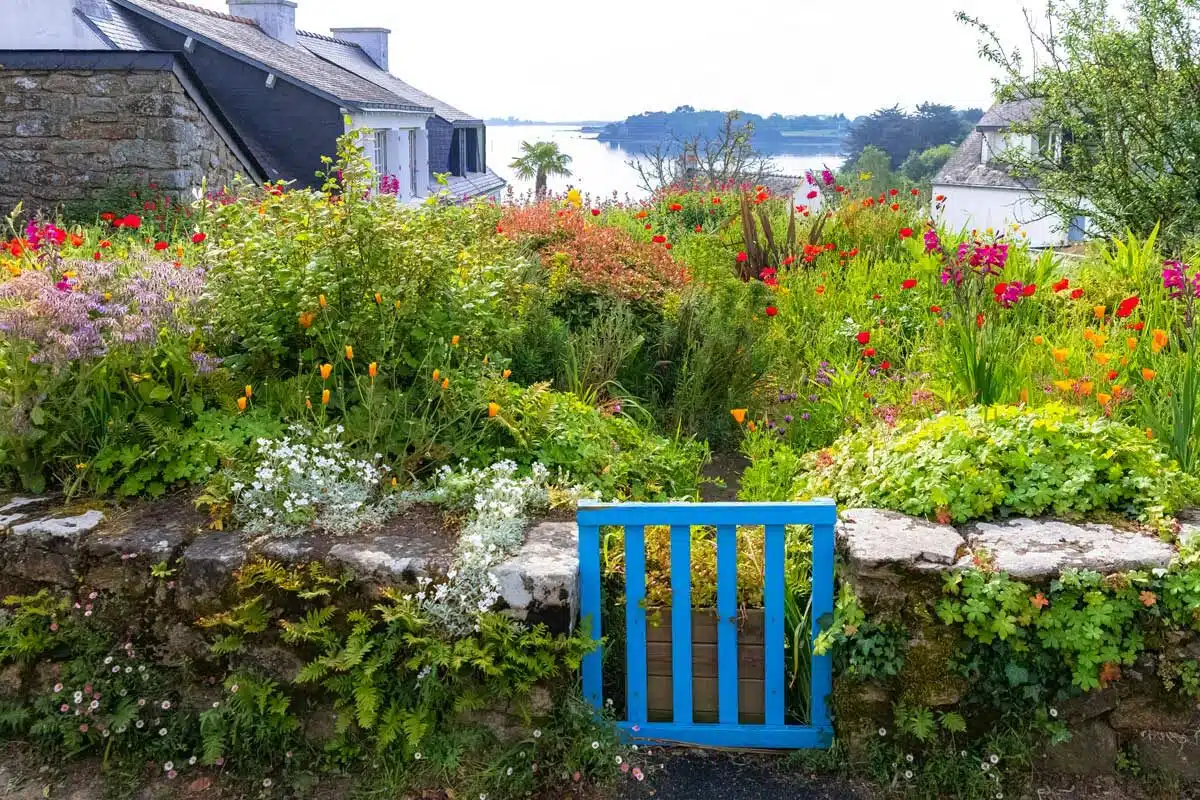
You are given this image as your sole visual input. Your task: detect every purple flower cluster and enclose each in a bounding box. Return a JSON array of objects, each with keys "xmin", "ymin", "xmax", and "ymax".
[
  {"xmin": 814, "ymin": 361, "xmax": 833, "ymax": 387},
  {"xmin": 995, "ymin": 281, "xmax": 1026, "ymax": 308},
  {"xmin": 0, "ymin": 256, "xmax": 208, "ymax": 366},
  {"xmin": 923, "ymin": 228, "xmax": 941, "ymax": 254}
]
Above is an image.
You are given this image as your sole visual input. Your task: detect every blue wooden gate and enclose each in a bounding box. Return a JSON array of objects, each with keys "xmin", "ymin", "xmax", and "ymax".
[{"xmin": 578, "ymin": 500, "xmax": 836, "ymax": 748}]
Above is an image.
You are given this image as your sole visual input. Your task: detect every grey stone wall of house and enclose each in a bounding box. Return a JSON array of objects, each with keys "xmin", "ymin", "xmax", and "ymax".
[{"xmin": 0, "ymin": 68, "xmax": 245, "ymax": 213}]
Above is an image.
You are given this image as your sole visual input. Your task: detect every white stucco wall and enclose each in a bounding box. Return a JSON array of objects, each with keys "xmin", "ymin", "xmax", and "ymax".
[
  {"xmin": 932, "ymin": 183, "xmax": 1069, "ymax": 248},
  {"xmin": 346, "ymin": 111, "xmax": 432, "ymax": 200},
  {"xmin": 0, "ymin": 1, "xmax": 107, "ymax": 49}
]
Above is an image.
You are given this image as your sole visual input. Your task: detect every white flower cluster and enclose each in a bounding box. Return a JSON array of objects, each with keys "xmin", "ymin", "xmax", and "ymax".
[
  {"xmin": 232, "ymin": 424, "xmax": 394, "ymax": 537},
  {"xmin": 413, "ymin": 461, "xmax": 579, "ymax": 633}
]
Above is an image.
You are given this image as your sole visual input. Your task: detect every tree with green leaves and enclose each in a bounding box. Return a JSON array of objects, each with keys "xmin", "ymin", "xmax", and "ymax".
[
  {"xmin": 960, "ymin": 1, "xmax": 1200, "ymax": 249},
  {"xmin": 508, "ymin": 141, "xmax": 573, "ymax": 199}
]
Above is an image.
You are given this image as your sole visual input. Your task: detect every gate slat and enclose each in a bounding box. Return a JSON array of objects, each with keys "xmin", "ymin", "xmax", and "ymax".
[
  {"xmin": 715, "ymin": 524, "xmax": 738, "ymax": 724},
  {"xmin": 669, "ymin": 524, "xmax": 693, "ymax": 723},
  {"xmin": 625, "ymin": 524, "xmax": 648, "ymax": 724},
  {"xmin": 579, "ymin": 521, "xmax": 603, "ymax": 710},
  {"xmin": 763, "ymin": 524, "xmax": 785, "ymax": 726},
  {"xmin": 809, "ymin": 518, "xmax": 836, "ymax": 731}
]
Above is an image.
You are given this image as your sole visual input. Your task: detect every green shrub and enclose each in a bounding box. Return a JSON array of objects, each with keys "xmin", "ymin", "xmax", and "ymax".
[{"xmin": 755, "ymin": 403, "xmax": 1197, "ymax": 527}]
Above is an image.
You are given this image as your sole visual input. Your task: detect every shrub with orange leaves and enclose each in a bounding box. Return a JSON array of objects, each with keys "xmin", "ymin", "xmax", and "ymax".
[{"xmin": 498, "ymin": 203, "xmax": 690, "ymax": 301}]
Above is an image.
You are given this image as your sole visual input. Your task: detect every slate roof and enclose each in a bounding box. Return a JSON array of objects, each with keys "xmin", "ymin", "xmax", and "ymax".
[
  {"xmin": 442, "ymin": 170, "xmax": 508, "ymax": 200},
  {"xmin": 932, "ymin": 129, "xmax": 1031, "ymax": 189},
  {"xmin": 108, "ymin": 0, "xmax": 433, "ymax": 111},
  {"xmin": 77, "ymin": 4, "xmax": 155, "ymax": 50},
  {"xmin": 298, "ymin": 32, "xmax": 480, "ymax": 124},
  {"xmin": 977, "ymin": 98, "xmax": 1042, "ymax": 128}
]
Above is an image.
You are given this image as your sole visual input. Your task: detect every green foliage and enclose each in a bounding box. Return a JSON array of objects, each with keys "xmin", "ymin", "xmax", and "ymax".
[
  {"xmin": 0, "ymin": 591, "xmax": 73, "ymax": 664},
  {"xmin": 197, "ymin": 673, "xmax": 300, "ymax": 767},
  {"xmin": 962, "ymin": 0, "xmax": 1200, "ymax": 248},
  {"xmin": 784, "ymin": 403, "xmax": 1196, "ymax": 527},
  {"xmin": 938, "ymin": 568, "xmax": 1148, "ymax": 691}
]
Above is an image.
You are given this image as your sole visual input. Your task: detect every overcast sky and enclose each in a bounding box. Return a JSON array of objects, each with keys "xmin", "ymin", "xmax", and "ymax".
[{"xmin": 191, "ymin": 0, "xmax": 1038, "ymax": 120}]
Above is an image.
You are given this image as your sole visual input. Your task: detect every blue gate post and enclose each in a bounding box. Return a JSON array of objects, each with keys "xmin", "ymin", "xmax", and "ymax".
[{"xmin": 578, "ymin": 501, "xmax": 837, "ymax": 749}]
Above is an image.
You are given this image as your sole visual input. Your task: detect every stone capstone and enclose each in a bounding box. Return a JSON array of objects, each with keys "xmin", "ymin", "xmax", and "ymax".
[
  {"xmin": 2, "ymin": 510, "xmax": 105, "ymax": 586},
  {"xmin": 84, "ymin": 518, "xmax": 189, "ymax": 593},
  {"xmin": 836, "ymin": 508, "xmax": 964, "ymax": 603},
  {"xmin": 327, "ymin": 533, "xmax": 454, "ymax": 584},
  {"xmin": 837, "ymin": 508, "xmax": 964, "ymax": 570},
  {"xmin": 0, "ymin": 496, "xmax": 52, "ymax": 529},
  {"xmin": 957, "ymin": 518, "xmax": 1175, "ymax": 579},
  {"xmin": 489, "ymin": 521, "xmax": 579, "ymax": 631}
]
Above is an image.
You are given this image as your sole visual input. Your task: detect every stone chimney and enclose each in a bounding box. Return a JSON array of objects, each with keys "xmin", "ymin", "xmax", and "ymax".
[
  {"xmin": 330, "ymin": 27, "xmax": 390, "ymax": 71},
  {"xmin": 227, "ymin": 0, "xmax": 298, "ymax": 46}
]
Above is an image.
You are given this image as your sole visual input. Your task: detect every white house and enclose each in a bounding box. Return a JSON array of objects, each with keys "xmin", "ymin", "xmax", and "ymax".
[
  {"xmin": 0, "ymin": 0, "xmax": 505, "ymax": 203},
  {"xmin": 932, "ymin": 99, "xmax": 1084, "ymax": 248}
]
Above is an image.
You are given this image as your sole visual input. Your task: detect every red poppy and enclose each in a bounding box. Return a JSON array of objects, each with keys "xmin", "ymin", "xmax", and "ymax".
[
  {"xmin": 795, "ymin": 205, "xmax": 807, "ymax": 214},
  {"xmin": 899, "ymin": 228, "xmax": 914, "ymax": 239},
  {"xmin": 901, "ymin": 278, "xmax": 917, "ymax": 290},
  {"xmin": 1052, "ymin": 278, "xmax": 1070, "ymax": 292},
  {"xmin": 144, "ymin": 201, "xmax": 156, "ymax": 212},
  {"xmin": 888, "ymin": 188, "xmax": 899, "ymax": 196},
  {"xmin": 880, "ymin": 361, "xmax": 891, "ymax": 370},
  {"xmin": 910, "ymin": 188, "xmax": 920, "ymax": 196},
  {"xmin": 665, "ymin": 243, "xmax": 673, "ymax": 250},
  {"xmin": 644, "ymin": 223, "xmax": 652, "ymax": 230},
  {"xmin": 694, "ymin": 224, "xmax": 702, "ymax": 233},
  {"xmin": 1116, "ymin": 296, "xmax": 1140, "ymax": 318},
  {"xmin": 69, "ymin": 234, "xmax": 83, "ymax": 247},
  {"xmin": 848, "ymin": 248, "xmax": 859, "ymax": 257},
  {"xmin": 806, "ymin": 190, "xmax": 818, "ymax": 199},
  {"xmin": 863, "ymin": 347, "xmax": 876, "ymax": 357},
  {"xmin": 755, "ymin": 191, "xmax": 769, "ymax": 203},
  {"xmin": 1022, "ymin": 284, "xmax": 1036, "ymax": 297},
  {"xmin": 1107, "ymin": 370, "xmax": 1118, "ymax": 381},
  {"xmin": 872, "ymin": 294, "xmax": 882, "ymax": 300},
  {"xmin": 120, "ymin": 214, "xmax": 141, "ymax": 229},
  {"xmin": 100, "ymin": 212, "xmax": 115, "ymax": 222},
  {"xmin": 783, "ymin": 255, "xmax": 795, "ymax": 267},
  {"xmin": 1127, "ymin": 321, "xmax": 1145, "ymax": 331},
  {"xmin": 856, "ymin": 331, "xmax": 871, "ymax": 345},
  {"xmin": 934, "ymin": 194, "xmax": 946, "ymax": 202},
  {"xmin": 154, "ymin": 241, "xmax": 169, "ymax": 251},
  {"xmin": 834, "ymin": 185, "xmax": 845, "ymax": 193},
  {"xmin": 92, "ymin": 252, "xmax": 101, "ymax": 261},
  {"xmin": 711, "ymin": 197, "xmax": 721, "ymax": 204},
  {"xmin": 993, "ymin": 282, "xmax": 1008, "ymax": 296},
  {"xmin": 99, "ymin": 240, "xmax": 111, "ymax": 248},
  {"xmin": 736, "ymin": 251, "xmax": 748, "ymax": 263},
  {"xmin": 929, "ymin": 305, "xmax": 942, "ymax": 314},
  {"xmin": 765, "ymin": 306, "xmax": 778, "ymax": 317},
  {"xmin": 890, "ymin": 203, "xmax": 900, "ymax": 212},
  {"xmin": 669, "ymin": 203, "xmax": 683, "ymax": 212},
  {"xmin": 591, "ymin": 208, "xmax": 600, "ymax": 216},
  {"xmin": 976, "ymin": 313, "xmax": 986, "ymax": 329},
  {"xmin": 192, "ymin": 232, "xmax": 207, "ymax": 244},
  {"xmin": 652, "ymin": 235, "xmax": 667, "ymax": 244},
  {"xmin": 1070, "ymin": 288, "xmax": 1084, "ymax": 300}
]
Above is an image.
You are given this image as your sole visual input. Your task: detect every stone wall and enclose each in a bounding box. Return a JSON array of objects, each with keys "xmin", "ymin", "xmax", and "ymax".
[
  {"xmin": 0, "ymin": 68, "xmax": 246, "ymax": 213},
  {"xmin": 837, "ymin": 508, "xmax": 1198, "ymax": 780}
]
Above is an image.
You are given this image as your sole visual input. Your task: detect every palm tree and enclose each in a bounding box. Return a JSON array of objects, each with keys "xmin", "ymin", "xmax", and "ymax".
[{"xmin": 509, "ymin": 141, "xmax": 573, "ymax": 198}]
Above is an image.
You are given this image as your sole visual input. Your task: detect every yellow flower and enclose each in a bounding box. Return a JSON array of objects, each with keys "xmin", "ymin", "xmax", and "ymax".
[
  {"xmin": 244, "ymin": 385, "xmax": 253, "ymax": 398},
  {"xmin": 1093, "ymin": 305, "xmax": 1106, "ymax": 320},
  {"xmin": 451, "ymin": 335, "xmax": 460, "ymax": 346},
  {"xmin": 859, "ymin": 171, "xmax": 873, "ymax": 181},
  {"xmin": 566, "ymin": 188, "xmax": 582, "ymax": 208},
  {"xmin": 432, "ymin": 369, "xmax": 440, "ymax": 381},
  {"xmin": 730, "ymin": 408, "xmax": 748, "ymax": 424},
  {"xmin": 441, "ymin": 378, "xmax": 449, "ymax": 390},
  {"xmin": 488, "ymin": 402, "xmax": 500, "ymax": 418},
  {"xmin": 237, "ymin": 396, "xmax": 247, "ymax": 412},
  {"xmin": 1019, "ymin": 387, "xmax": 1029, "ymax": 405},
  {"xmin": 1094, "ymin": 352, "xmax": 1111, "ymax": 366},
  {"xmin": 368, "ymin": 362, "xmax": 378, "ymax": 379},
  {"xmin": 746, "ymin": 421, "xmax": 757, "ymax": 432},
  {"xmin": 320, "ymin": 363, "xmax": 333, "ymax": 380},
  {"xmin": 1127, "ymin": 336, "xmax": 1138, "ymax": 351},
  {"xmin": 1053, "ymin": 379, "xmax": 1074, "ymax": 392},
  {"xmin": 394, "ymin": 300, "xmax": 402, "ymax": 310},
  {"xmin": 1142, "ymin": 368, "xmax": 1157, "ymax": 381},
  {"xmin": 1078, "ymin": 381, "xmax": 1094, "ymax": 396},
  {"xmin": 344, "ymin": 345, "xmax": 354, "ymax": 361},
  {"xmin": 502, "ymin": 369, "xmax": 512, "ymax": 379},
  {"xmin": 374, "ymin": 292, "xmax": 382, "ymax": 305},
  {"xmin": 318, "ymin": 294, "xmax": 327, "ymax": 308},
  {"xmin": 1052, "ymin": 348, "xmax": 1069, "ymax": 363},
  {"xmin": 298, "ymin": 311, "xmax": 315, "ymax": 329},
  {"xmin": 321, "ymin": 389, "xmax": 331, "ymax": 405},
  {"xmin": 305, "ymin": 397, "xmax": 312, "ymax": 410},
  {"xmin": 1033, "ymin": 335, "xmax": 1044, "ymax": 346},
  {"xmin": 1097, "ymin": 392, "xmax": 1112, "ymax": 405},
  {"xmin": 1152, "ymin": 329, "xmax": 1169, "ymax": 353}
]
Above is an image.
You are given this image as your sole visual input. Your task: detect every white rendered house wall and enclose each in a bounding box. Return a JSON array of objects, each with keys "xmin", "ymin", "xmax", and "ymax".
[
  {"xmin": 0, "ymin": 0, "xmax": 107, "ymax": 49},
  {"xmin": 933, "ymin": 184, "xmax": 1069, "ymax": 248}
]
